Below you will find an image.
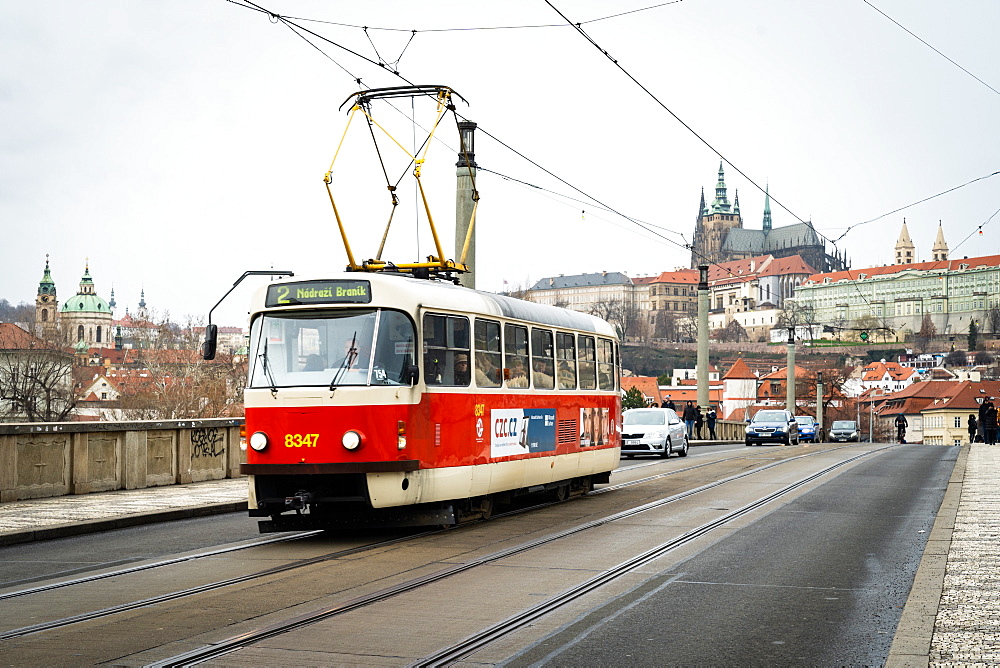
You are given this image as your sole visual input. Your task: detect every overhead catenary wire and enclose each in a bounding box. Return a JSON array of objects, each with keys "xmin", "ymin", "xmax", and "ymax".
[
  {"xmin": 863, "ymin": 0, "xmax": 1000, "ymax": 98},
  {"xmin": 284, "ymin": 1, "xmax": 684, "ymax": 33},
  {"xmin": 227, "ymin": 0, "xmax": 997, "ymax": 313}
]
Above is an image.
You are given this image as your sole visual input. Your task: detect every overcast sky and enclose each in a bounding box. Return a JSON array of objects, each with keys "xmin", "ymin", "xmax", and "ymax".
[{"xmin": 2, "ymin": 0, "xmax": 998, "ymax": 327}]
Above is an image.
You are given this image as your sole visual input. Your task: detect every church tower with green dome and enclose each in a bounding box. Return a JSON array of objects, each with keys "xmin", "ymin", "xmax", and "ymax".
[
  {"xmin": 59, "ymin": 261, "xmax": 113, "ymax": 349},
  {"xmin": 35, "ymin": 255, "xmax": 60, "ymax": 339}
]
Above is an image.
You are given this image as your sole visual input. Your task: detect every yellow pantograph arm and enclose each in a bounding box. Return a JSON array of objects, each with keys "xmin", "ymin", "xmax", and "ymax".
[
  {"xmin": 327, "ymin": 105, "xmax": 359, "ymax": 173},
  {"xmin": 325, "ymin": 176, "xmax": 358, "ymax": 270}
]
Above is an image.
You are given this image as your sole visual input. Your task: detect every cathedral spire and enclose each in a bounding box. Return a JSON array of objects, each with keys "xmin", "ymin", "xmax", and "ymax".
[
  {"xmin": 711, "ymin": 161, "xmax": 731, "ymax": 213},
  {"xmin": 895, "ymin": 218, "xmax": 915, "ymax": 265},
  {"xmin": 762, "ymin": 182, "xmax": 772, "ymax": 233},
  {"xmin": 698, "ymin": 187, "xmax": 706, "ymax": 218},
  {"xmin": 733, "ymin": 189, "xmax": 740, "ymax": 215},
  {"xmin": 932, "ymin": 220, "xmax": 949, "ymax": 262}
]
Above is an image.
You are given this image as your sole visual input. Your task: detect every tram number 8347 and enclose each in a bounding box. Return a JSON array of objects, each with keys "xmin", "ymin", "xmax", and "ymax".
[{"xmin": 285, "ymin": 433, "xmax": 320, "ymax": 448}]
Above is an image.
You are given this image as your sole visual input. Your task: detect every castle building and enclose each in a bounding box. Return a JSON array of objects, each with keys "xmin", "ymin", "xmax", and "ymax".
[
  {"xmin": 59, "ymin": 262, "xmax": 114, "ymax": 350},
  {"xmin": 690, "ymin": 163, "xmax": 848, "ymax": 274}
]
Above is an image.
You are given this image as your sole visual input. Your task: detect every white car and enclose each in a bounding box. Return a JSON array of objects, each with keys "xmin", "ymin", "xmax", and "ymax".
[{"xmin": 621, "ymin": 407, "xmax": 689, "ymax": 458}]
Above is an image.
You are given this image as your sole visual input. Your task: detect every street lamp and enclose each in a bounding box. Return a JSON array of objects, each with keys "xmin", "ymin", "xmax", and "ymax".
[{"xmin": 816, "ymin": 370, "xmax": 824, "ymax": 441}]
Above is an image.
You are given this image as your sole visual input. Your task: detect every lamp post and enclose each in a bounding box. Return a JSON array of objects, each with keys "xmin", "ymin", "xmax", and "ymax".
[
  {"xmin": 786, "ymin": 326, "xmax": 796, "ymax": 412},
  {"xmin": 816, "ymin": 370, "xmax": 824, "ymax": 442},
  {"xmin": 697, "ymin": 266, "xmax": 710, "ymax": 414},
  {"xmin": 455, "ymin": 120, "xmax": 478, "ymax": 289}
]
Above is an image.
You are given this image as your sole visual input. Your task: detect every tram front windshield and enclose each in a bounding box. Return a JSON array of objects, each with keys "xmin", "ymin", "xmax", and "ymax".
[{"xmin": 248, "ymin": 309, "xmax": 416, "ymax": 388}]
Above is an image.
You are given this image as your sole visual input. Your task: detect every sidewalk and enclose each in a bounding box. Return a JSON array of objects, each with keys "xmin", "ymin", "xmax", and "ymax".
[{"xmin": 0, "ymin": 477, "xmax": 247, "ymax": 547}]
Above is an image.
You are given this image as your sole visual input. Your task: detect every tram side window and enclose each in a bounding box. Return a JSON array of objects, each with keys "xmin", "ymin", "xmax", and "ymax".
[
  {"xmin": 556, "ymin": 332, "xmax": 577, "ymax": 390},
  {"xmin": 504, "ymin": 324, "xmax": 530, "ymax": 388},
  {"xmin": 598, "ymin": 338, "xmax": 615, "ymax": 391},
  {"xmin": 531, "ymin": 328, "xmax": 554, "ymax": 390},
  {"xmin": 579, "ymin": 336, "xmax": 597, "ymax": 390},
  {"xmin": 474, "ymin": 319, "xmax": 502, "ymax": 388},
  {"xmin": 372, "ymin": 310, "xmax": 416, "ymax": 385},
  {"xmin": 423, "ymin": 314, "xmax": 470, "ymax": 386},
  {"xmin": 614, "ymin": 342, "xmax": 621, "ymax": 392}
]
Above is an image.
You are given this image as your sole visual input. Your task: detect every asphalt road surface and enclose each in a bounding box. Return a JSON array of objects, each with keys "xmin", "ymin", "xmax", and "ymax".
[{"xmin": 506, "ymin": 444, "xmax": 957, "ymax": 666}]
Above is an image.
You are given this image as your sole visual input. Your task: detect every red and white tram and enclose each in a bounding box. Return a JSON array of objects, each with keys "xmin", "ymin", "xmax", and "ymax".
[{"xmin": 236, "ymin": 272, "xmax": 621, "ymax": 531}]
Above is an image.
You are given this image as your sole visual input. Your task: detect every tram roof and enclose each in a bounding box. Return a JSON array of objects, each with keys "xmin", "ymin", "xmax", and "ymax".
[{"xmin": 254, "ymin": 273, "xmax": 617, "ymax": 338}]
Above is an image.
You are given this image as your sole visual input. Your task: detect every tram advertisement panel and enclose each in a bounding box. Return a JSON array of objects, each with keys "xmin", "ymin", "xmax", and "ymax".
[
  {"xmin": 580, "ymin": 407, "xmax": 611, "ymax": 447},
  {"xmin": 490, "ymin": 409, "xmax": 556, "ymax": 458}
]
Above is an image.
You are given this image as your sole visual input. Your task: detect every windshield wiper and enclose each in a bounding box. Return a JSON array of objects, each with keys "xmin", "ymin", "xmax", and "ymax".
[
  {"xmin": 330, "ymin": 333, "xmax": 358, "ymax": 391},
  {"xmin": 259, "ymin": 337, "xmax": 278, "ymax": 395}
]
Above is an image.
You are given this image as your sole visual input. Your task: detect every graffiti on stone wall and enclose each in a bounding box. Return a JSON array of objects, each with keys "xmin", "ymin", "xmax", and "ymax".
[{"xmin": 191, "ymin": 428, "xmax": 225, "ymax": 459}]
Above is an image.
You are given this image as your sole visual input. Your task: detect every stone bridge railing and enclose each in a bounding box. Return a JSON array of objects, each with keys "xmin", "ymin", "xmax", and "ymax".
[{"xmin": 0, "ymin": 419, "xmax": 243, "ymax": 503}]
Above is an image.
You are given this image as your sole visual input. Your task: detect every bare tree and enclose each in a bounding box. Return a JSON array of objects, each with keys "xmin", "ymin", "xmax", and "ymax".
[
  {"xmin": 776, "ymin": 300, "xmax": 817, "ymax": 340},
  {"xmin": 0, "ymin": 300, "xmax": 34, "ymax": 325},
  {"xmin": 589, "ymin": 297, "xmax": 637, "ymax": 342},
  {"xmin": 853, "ymin": 314, "xmax": 882, "ymax": 343},
  {"xmin": 988, "ymin": 306, "xmax": 1000, "ymax": 338},
  {"xmin": 713, "ymin": 319, "xmax": 748, "ymax": 343},
  {"xmin": 830, "ymin": 316, "xmax": 849, "ymax": 342},
  {"xmin": 0, "ymin": 325, "xmax": 76, "ymax": 422},
  {"xmin": 945, "ymin": 349, "xmax": 967, "ymax": 367},
  {"xmin": 915, "ymin": 313, "xmax": 936, "ymax": 353},
  {"xmin": 116, "ymin": 314, "xmax": 245, "ymax": 420}
]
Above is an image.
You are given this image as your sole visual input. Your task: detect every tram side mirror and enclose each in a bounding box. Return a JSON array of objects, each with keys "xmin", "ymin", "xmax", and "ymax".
[
  {"xmin": 405, "ymin": 363, "xmax": 419, "ymax": 385},
  {"xmin": 202, "ymin": 324, "xmax": 218, "ymax": 361}
]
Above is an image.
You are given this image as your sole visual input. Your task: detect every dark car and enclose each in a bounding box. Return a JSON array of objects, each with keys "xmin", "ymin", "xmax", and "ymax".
[
  {"xmin": 829, "ymin": 420, "xmax": 860, "ymax": 442},
  {"xmin": 746, "ymin": 409, "xmax": 799, "ymax": 446},
  {"xmin": 794, "ymin": 415, "xmax": 819, "ymax": 443}
]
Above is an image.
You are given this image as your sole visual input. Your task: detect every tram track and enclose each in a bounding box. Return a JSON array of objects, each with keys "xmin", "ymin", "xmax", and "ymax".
[
  {"xmin": 0, "ymin": 443, "xmax": 791, "ymax": 608},
  {"xmin": 0, "ymin": 444, "xmax": 878, "ymax": 663},
  {"xmin": 138, "ymin": 444, "xmax": 892, "ymax": 667}
]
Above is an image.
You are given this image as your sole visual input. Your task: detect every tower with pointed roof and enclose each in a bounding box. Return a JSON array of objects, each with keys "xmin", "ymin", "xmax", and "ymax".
[
  {"xmin": 932, "ymin": 222, "xmax": 949, "ymax": 262},
  {"xmin": 137, "ymin": 288, "xmax": 148, "ymax": 321},
  {"xmin": 59, "ymin": 261, "xmax": 113, "ymax": 349},
  {"xmin": 34, "ymin": 255, "xmax": 60, "ymax": 339},
  {"xmin": 895, "ymin": 219, "xmax": 915, "ymax": 265},
  {"xmin": 762, "ymin": 184, "xmax": 772, "ymax": 233},
  {"xmin": 690, "ymin": 162, "xmax": 743, "ymax": 268}
]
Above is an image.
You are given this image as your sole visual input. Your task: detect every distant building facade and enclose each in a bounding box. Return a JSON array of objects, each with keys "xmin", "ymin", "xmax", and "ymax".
[
  {"xmin": 794, "ymin": 251, "xmax": 1000, "ymax": 340},
  {"xmin": 526, "ymin": 271, "xmax": 634, "ymax": 313}
]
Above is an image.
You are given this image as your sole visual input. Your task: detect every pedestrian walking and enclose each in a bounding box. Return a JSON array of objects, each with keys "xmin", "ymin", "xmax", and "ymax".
[
  {"xmin": 986, "ymin": 404, "xmax": 998, "ymax": 445},
  {"xmin": 661, "ymin": 395, "xmax": 676, "ymax": 410},
  {"xmin": 707, "ymin": 407, "xmax": 718, "ymax": 440},
  {"xmin": 979, "ymin": 398, "xmax": 993, "ymax": 442},
  {"xmin": 968, "ymin": 414, "xmax": 978, "ymax": 445},
  {"xmin": 682, "ymin": 401, "xmax": 698, "ymax": 439},
  {"xmin": 694, "ymin": 407, "xmax": 704, "ymax": 440}
]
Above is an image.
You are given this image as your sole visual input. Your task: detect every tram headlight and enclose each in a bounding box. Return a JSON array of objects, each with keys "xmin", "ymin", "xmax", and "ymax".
[
  {"xmin": 342, "ymin": 430, "xmax": 362, "ymax": 451},
  {"xmin": 249, "ymin": 431, "xmax": 269, "ymax": 452}
]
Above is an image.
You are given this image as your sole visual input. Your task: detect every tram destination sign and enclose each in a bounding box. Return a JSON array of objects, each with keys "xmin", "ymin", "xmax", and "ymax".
[{"xmin": 266, "ymin": 280, "xmax": 372, "ymax": 307}]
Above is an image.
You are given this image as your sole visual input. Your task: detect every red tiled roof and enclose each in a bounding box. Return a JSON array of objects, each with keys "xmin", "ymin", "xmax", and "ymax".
[
  {"xmin": 723, "ymin": 357, "xmax": 756, "ymax": 380},
  {"xmin": 805, "ymin": 254, "xmax": 1000, "ymax": 284},
  {"xmin": 621, "ymin": 376, "xmax": 662, "ymax": 403},
  {"xmin": 759, "ymin": 365, "xmax": 809, "ymax": 380},
  {"xmin": 0, "ymin": 323, "xmax": 54, "ymax": 350},
  {"xmin": 651, "ymin": 269, "xmax": 699, "ymax": 284},
  {"xmin": 861, "ymin": 361, "xmax": 918, "ymax": 382},
  {"xmin": 756, "ymin": 254, "xmax": 816, "ymax": 277}
]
